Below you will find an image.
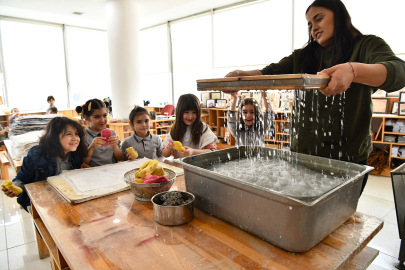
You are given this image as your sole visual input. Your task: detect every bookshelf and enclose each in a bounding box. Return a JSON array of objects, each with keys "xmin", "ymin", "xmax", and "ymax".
[{"xmin": 371, "ymin": 113, "xmax": 405, "ymax": 176}]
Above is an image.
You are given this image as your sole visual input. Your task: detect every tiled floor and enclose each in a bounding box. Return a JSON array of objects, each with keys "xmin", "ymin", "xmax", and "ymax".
[
  {"xmin": 359, "ymin": 174, "xmax": 400, "ymax": 270},
  {"xmin": 0, "ymin": 173, "xmax": 401, "ymax": 269},
  {"xmin": 1, "ymin": 168, "xmax": 51, "ymax": 270}
]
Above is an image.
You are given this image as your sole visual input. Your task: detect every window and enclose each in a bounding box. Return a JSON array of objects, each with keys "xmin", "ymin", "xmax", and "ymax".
[
  {"xmin": 293, "ymin": 0, "xmax": 314, "ymax": 50},
  {"xmin": 171, "ymin": 15, "xmax": 212, "ymax": 104},
  {"xmin": 294, "ymin": 0, "xmax": 405, "ymax": 54},
  {"xmin": 214, "ymin": 0, "xmax": 293, "ymax": 77},
  {"xmin": 140, "ymin": 25, "xmax": 171, "ymax": 106},
  {"xmin": 1, "ymin": 20, "xmax": 68, "ymax": 111},
  {"xmin": 65, "ymin": 26, "xmax": 111, "ymax": 107}
]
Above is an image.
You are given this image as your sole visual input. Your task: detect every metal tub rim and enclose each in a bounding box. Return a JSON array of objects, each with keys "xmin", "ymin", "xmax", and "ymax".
[{"xmin": 175, "ymin": 147, "xmax": 373, "ymax": 207}]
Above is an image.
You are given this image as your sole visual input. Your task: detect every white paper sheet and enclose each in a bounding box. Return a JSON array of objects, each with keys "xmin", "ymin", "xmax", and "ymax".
[{"xmin": 61, "ymin": 159, "xmax": 148, "ymax": 192}]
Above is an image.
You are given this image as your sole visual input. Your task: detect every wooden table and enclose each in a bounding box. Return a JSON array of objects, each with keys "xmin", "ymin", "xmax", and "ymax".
[{"xmin": 26, "ymin": 162, "xmax": 383, "ymax": 270}]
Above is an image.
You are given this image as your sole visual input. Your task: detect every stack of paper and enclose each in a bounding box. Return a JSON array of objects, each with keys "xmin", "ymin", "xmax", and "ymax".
[
  {"xmin": 385, "ymin": 119, "xmax": 405, "ymax": 133},
  {"xmin": 392, "ymin": 146, "xmax": 399, "ymax": 157},
  {"xmin": 10, "ymin": 130, "xmax": 44, "ymax": 160},
  {"xmin": 399, "ymin": 147, "xmax": 405, "ymax": 157},
  {"xmin": 9, "ymin": 114, "xmax": 62, "ymax": 136},
  {"xmin": 384, "ymin": 135, "xmax": 396, "ymax": 143},
  {"xmin": 398, "ymin": 136, "xmax": 405, "ymax": 144}
]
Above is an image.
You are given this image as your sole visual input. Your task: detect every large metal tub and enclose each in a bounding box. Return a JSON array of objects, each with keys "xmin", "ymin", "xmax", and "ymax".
[{"xmin": 175, "ymin": 146, "xmax": 373, "ymax": 252}]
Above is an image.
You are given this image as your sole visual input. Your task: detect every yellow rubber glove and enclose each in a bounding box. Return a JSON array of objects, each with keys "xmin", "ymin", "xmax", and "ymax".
[
  {"xmin": 135, "ymin": 160, "xmax": 159, "ymax": 179},
  {"xmin": 1, "ymin": 180, "xmax": 23, "ymax": 195},
  {"xmin": 173, "ymin": 141, "xmax": 185, "ymax": 151},
  {"xmin": 126, "ymin": 147, "xmax": 139, "ymax": 159},
  {"xmin": 133, "ymin": 178, "xmax": 144, "ymax": 183},
  {"xmin": 152, "ymin": 166, "xmax": 164, "ymax": 176}
]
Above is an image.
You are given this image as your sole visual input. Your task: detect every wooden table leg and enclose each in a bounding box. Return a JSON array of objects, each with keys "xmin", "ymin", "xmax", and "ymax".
[
  {"xmin": 0, "ymin": 151, "xmax": 10, "ymax": 180},
  {"xmin": 31, "ymin": 203, "xmax": 50, "ymax": 259},
  {"xmin": 35, "ymin": 228, "xmax": 50, "ymax": 259}
]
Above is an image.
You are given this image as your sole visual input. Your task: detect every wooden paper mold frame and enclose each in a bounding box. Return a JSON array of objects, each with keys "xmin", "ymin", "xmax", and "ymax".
[
  {"xmin": 372, "ymin": 98, "xmax": 389, "ymax": 114},
  {"xmin": 196, "ymin": 74, "xmax": 330, "ymax": 92}
]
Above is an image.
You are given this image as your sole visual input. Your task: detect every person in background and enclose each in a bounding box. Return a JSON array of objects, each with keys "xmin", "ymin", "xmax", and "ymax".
[
  {"xmin": 8, "ymin": 108, "xmax": 20, "ymax": 127},
  {"xmin": 163, "ymin": 94, "xmax": 217, "ymax": 158},
  {"xmin": 46, "ymin": 95, "xmax": 55, "ymax": 114},
  {"xmin": 228, "ymin": 91, "xmax": 272, "ymax": 147},
  {"xmin": 225, "ymin": 0, "xmax": 405, "ymax": 194},
  {"xmin": 49, "ymin": 106, "xmax": 58, "ymax": 114},
  {"xmin": 76, "ymin": 99, "xmax": 123, "ymax": 167},
  {"xmin": 121, "ymin": 106, "xmax": 163, "ymax": 160},
  {"xmin": 0, "ymin": 124, "xmax": 9, "ymax": 145},
  {"xmin": 1, "ymin": 117, "xmax": 88, "ymax": 212}
]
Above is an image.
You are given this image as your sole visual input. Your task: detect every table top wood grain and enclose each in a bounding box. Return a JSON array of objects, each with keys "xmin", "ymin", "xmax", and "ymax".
[{"xmin": 25, "ymin": 162, "xmax": 383, "ymax": 270}]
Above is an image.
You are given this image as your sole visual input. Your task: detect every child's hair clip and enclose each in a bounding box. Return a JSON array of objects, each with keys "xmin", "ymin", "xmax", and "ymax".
[{"xmin": 88, "ymin": 102, "xmax": 92, "ymax": 112}]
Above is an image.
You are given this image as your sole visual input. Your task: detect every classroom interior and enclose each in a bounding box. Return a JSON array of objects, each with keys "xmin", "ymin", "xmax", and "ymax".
[{"xmin": 0, "ymin": 0, "xmax": 404, "ymax": 269}]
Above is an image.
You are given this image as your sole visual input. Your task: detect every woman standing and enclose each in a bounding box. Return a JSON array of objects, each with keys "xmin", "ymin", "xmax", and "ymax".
[{"xmin": 226, "ymin": 0, "xmax": 405, "ymax": 193}]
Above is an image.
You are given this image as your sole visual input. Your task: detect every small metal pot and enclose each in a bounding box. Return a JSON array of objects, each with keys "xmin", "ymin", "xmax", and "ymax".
[{"xmin": 151, "ymin": 191, "xmax": 195, "ymax": 226}]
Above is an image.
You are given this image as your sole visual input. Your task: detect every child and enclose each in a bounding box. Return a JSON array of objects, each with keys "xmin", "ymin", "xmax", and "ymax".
[
  {"xmin": 9, "ymin": 108, "xmax": 20, "ymax": 127},
  {"xmin": 121, "ymin": 107, "xmax": 163, "ymax": 160},
  {"xmin": 47, "ymin": 95, "xmax": 55, "ymax": 114},
  {"xmin": 76, "ymin": 99, "xmax": 123, "ymax": 166},
  {"xmin": 49, "ymin": 106, "xmax": 58, "ymax": 114},
  {"xmin": 0, "ymin": 124, "xmax": 9, "ymax": 145},
  {"xmin": 163, "ymin": 94, "xmax": 217, "ymax": 158},
  {"xmin": 228, "ymin": 91, "xmax": 272, "ymax": 147},
  {"xmin": 1, "ymin": 117, "xmax": 88, "ymax": 212}
]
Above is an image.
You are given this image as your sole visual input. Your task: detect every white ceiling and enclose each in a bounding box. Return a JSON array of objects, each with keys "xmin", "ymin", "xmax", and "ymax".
[{"xmin": 0, "ymin": 0, "xmax": 243, "ymax": 29}]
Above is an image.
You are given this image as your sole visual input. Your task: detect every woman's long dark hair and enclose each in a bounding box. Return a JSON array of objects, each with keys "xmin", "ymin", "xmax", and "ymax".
[
  {"xmin": 39, "ymin": 117, "xmax": 88, "ymax": 159},
  {"xmin": 299, "ymin": 0, "xmax": 362, "ymax": 73},
  {"xmin": 171, "ymin": 94, "xmax": 207, "ymax": 145}
]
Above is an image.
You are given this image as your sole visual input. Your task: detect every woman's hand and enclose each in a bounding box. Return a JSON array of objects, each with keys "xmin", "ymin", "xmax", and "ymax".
[
  {"xmin": 89, "ymin": 137, "xmax": 105, "ymax": 150},
  {"xmin": 126, "ymin": 151, "xmax": 137, "ymax": 161},
  {"xmin": 318, "ymin": 63, "xmax": 354, "ymax": 96},
  {"xmin": 108, "ymin": 136, "xmax": 119, "ymax": 147},
  {"xmin": 80, "ymin": 163, "xmax": 90, "ymax": 168},
  {"xmin": 225, "ymin": 70, "xmax": 262, "ymax": 78},
  {"xmin": 179, "ymin": 147, "xmax": 194, "ymax": 157},
  {"xmin": 2, "ymin": 187, "xmax": 18, "ymax": 198},
  {"xmin": 4, "ymin": 126, "xmax": 9, "ymax": 132},
  {"xmin": 226, "ymin": 70, "xmax": 243, "ymax": 77}
]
